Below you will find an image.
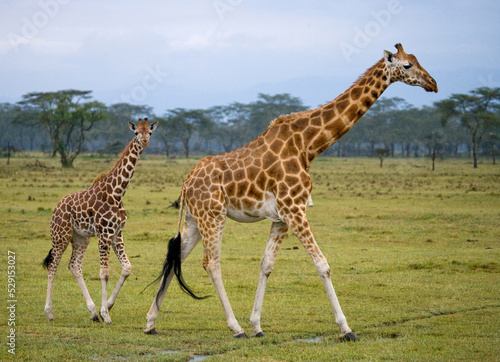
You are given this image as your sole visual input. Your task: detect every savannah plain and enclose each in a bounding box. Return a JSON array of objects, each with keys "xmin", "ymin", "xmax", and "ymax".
[{"xmin": 0, "ymin": 155, "xmax": 498, "ymax": 361}]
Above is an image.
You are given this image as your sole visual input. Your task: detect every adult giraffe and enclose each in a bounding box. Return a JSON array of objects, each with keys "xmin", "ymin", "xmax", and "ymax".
[
  {"xmin": 145, "ymin": 44, "xmax": 437, "ymax": 340},
  {"xmin": 43, "ymin": 119, "xmax": 157, "ymax": 324}
]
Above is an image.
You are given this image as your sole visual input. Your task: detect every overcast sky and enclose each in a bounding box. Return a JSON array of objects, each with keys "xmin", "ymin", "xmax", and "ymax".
[{"xmin": 1, "ymin": 0, "xmax": 499, "ymax": 113}]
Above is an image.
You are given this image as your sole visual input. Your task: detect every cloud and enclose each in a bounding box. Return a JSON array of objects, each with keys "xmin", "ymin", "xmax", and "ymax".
[{"xmin": 0, "ymin": 0, "xmax": 499, "ymax": 110}]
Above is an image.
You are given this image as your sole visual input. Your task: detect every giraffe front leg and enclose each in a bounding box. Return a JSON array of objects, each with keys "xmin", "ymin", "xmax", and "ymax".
[
  {"xmin": 107, "ymin": 232, "xmax": 131, "ymax": 311},
  {"xmin": 97, "ymin": 235, "xmax": 112, "ymax": 324},
  {"xmin": 250, "ymin": 221, "xmax": 288, "ymax": 337},
  {"xmin": 282, "ymin": 207, "xmax": 358, "ymax": 341}
]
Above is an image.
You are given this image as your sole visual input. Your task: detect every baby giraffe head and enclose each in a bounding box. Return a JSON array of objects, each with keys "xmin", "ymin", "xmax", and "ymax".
[
  {"xmin": 128, "ymin": 118, "xmax": 158, "ymax": 148},
  {"xmin": 384, "ymin": 43, "xmax": 438, "ymax": 93}
]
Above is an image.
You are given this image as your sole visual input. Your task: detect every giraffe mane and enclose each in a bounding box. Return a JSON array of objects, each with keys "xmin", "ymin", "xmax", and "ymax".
[
  {"xmin": 92, "ymin": 172, "xmax": 108, "ymax": 185},
  {"xmin": 268, "ymin": 59, "xmax": 386, "ymax": 130},
  {"xmin": 268, "ymin": 113, "xmax": 303, "ymax": 128},
  {"xmin": 92, "ymin": 139, "xmax": 134, "ymax": 185},
  {"xmin": 353, "ymin": 58, "xmax": 385, "ymax": 85}
]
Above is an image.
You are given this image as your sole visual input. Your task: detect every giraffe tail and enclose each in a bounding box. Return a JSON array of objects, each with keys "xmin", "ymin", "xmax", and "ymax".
[
  {"xmin": 42, "ymin": 248, "xmax": 53, "ymax": 269},
  {"xmin": 155, "ymin": 232, "xmax": 207, "ymax": 305},
  {"xmin": 175, "ymin": 183, "xmax": 187, "ymax": 234},
  {"xmin": 150, "ymin": 184, "xmax": 207, "ymax": 304}
]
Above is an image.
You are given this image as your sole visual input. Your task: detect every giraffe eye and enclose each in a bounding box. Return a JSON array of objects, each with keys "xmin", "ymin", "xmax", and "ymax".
[{"xmin": 403, "ymin": 63, "xmax": 413, "ymax": 70}]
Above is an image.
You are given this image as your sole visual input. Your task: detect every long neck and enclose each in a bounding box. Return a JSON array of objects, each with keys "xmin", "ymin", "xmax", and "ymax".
[
  {"xmin": 300, "ymin": 58, "xmax": 390, "ymax": 165},
  {"xmin": 107, "ymin": 139, "xmax": 143, "ymax": 200}
]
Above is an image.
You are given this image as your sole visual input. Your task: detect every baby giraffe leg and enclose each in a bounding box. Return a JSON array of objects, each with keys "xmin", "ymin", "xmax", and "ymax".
[
  {"xmin": 107, "ymin": 232, "xmax": 131, "ymax": 311},
  {"xmin": 97, "ymin": 234, "xmax": 113, "ymax": 324},
  {"xmin": 69, "ymin": 233, "xmax": 99, "ymax": 321}
]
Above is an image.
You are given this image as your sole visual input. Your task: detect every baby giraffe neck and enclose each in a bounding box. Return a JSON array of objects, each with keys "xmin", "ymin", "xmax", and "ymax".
[{"xmin": 109, "ymin": 139, "xmax": 143, "ymax": 201}]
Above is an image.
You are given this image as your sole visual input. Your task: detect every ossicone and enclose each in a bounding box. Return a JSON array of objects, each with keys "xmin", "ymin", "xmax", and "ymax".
[{"xmin": 394, "ymin": 43, "xmax": 406, "ymax": 55}]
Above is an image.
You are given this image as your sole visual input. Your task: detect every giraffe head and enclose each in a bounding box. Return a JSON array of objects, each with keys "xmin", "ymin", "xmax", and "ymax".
[
  {"xmin": 128, "ymin": 118, "xmax": 158, "ymax": 148},
  {"xmin": 383, "ymin": 43, "xmax": 438, "ymax": 93}
]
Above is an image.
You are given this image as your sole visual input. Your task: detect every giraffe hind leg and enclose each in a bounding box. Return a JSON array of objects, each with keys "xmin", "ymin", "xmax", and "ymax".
[
  {"xmin": 145, "ymin": 234, "xmax": 183, "ymax": 335},
  {"xmin": 250, "ymin": 221, "xmax": 288, "ymax": 337},
  {"xmin": 204, "ymin": 247, "xmax": 247, "ymax": 337},
  {"xmin": 44, "ymin": 230, "xmax": 71, "ymax": 321},
  {"xmin": 44, "ymin": 248, "xmax": 58, "ymax": 321},
  {"xmin": 42, "ymin": 248, "xmax": 53, "ymax": 269},
  {"xmin": 43, "ymin": 249, "xmax": 55, "ymax": 320},
  {"xmin": 197, "ymin": 211, "xmax": 247, "ymax": 338},
  {"xmin": 68, "ymin": 233, "xmax": 99, "ymax": 321},
  {"xmin": 145, "ymin": 211, "xmax": 202, "ymax": 334}
]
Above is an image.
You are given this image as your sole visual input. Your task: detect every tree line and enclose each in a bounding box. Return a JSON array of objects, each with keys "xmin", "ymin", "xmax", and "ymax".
[{"xmin": 1, "ymin": 88, "xmax": 499, "ymax": 168}]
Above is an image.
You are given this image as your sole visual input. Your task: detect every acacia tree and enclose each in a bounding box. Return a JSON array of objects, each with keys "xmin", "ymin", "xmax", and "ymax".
[
  {"xmin": 191, "ymin": 109, "xmax": 215, "ymax": 152},
  {"xmin": 164, "ymin": 108, "xmax": 205, "ymax": 158},
  {"xmin": 1, "ymin": 102, "xmax": 47, "ymax": 152},
  {"xmin": 374, "ymin": 147, "xmax": 390, "ymax": 167},
  {"xmin": 425, "ymin": 130, "xmax": 444, "ymax": 171},
  {"xmin": 209, "ymin": 103, "xmax": 250, "ymax": 152},
  {"xmin": 19, "ymin": 90, "xmax": 107, "ymax": 167},
  {"xmin": 483, "ymin": 131, "xmax": 498, "ymax": 164},
  {"xmin": 0, "ymin": 103, "xmax": 20, "ymax": 156},
  {"xmin": 156, "ymin": 115, "xmax": 177, "ymax": 158},
  {"xmin": 435, "ymin": 87, "xmax": 500, "ymax": 168}
]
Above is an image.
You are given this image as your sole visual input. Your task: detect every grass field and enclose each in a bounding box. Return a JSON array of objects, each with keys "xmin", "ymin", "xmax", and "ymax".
[{"xmin": 0, "ymin": 154, "xmax": 499, "ymax": 361}]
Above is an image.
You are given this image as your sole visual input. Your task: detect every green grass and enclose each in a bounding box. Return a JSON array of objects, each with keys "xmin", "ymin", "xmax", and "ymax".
[{"xmin": 0, "ymin": 155, "xmax": 499, "ymax": 361}]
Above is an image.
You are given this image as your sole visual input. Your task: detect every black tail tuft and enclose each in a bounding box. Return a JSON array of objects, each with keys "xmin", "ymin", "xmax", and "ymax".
[
  {"xmin": 42, "ymin": 248, "xmax": 53, "ymax": 269},
  {"xmin": 154, "ymin": 233, "xmax": 207, "ymax": 306}
]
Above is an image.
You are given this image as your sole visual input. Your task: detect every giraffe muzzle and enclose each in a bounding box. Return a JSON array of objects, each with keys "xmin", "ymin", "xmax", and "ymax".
[{"xmin": 425, "ymin": 77, "xmax": 438, "ymax": 93}]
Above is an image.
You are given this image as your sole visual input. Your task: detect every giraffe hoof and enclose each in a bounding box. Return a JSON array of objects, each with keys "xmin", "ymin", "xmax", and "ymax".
[
  {"xmin": 99, "ymin": 311, "xmax": 112, "ymax": 324},
  {"xmin": 234, "ymin": 332, "xmax": 249, "ymax": 338},
  {"xmin": 144, "ymin": 328, "xmax": 158, "ymax": 335},
  {"xmin": 90, "ymin": 316, "xmax": 100, "ymax": 322},
  {"xmin": 252, "ymin": 332, "xmax": 266, "ymax": 338},
  {"xmin": 340, "ymin": 332, "xmax": 359, "ymax": 342},
  {"xmin": 45, "ymin": 310, "xmax": 55, "ymax": 321}
]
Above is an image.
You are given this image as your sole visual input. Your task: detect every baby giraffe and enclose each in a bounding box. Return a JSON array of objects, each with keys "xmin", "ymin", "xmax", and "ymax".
[{"xmin": 43, "ymin": 118, "xmax": 157, "ymax": 323}]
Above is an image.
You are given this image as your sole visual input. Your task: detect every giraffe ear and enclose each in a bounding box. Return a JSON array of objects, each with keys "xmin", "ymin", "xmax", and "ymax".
[
  {"xmin": 384, "ymin": 50, "xmax": 394, "ymax": 65},
  {"xmin": 149, "ymin": 122, "xmax": 158, "ymax": 132},
  {"xmin": 128, "ymin": 122, "xmax": 137, "ymax": 132}
]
